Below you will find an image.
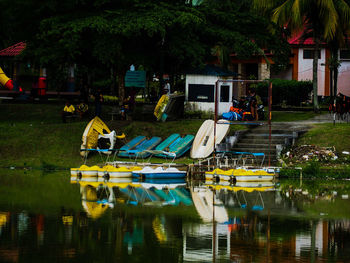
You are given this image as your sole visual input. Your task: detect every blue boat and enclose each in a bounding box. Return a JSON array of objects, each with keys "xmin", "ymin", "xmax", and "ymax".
[
  {"xmin": 118, "ymin": 136, "xmax": 146, "ymax": 153},
  {"xmin": 155, "ymin": 133, "xmax": 180, "ymax": 152},
  {"xmin": 155, "ymin": 134, "xmax": 194, "ymax": 158},
  {"xmin": 132, "ymin": 166, "xmax": 187, "ymax": 179},
  {"xmin": 118, "ymin": 136, "xmax": 162, "ymax": 158}
]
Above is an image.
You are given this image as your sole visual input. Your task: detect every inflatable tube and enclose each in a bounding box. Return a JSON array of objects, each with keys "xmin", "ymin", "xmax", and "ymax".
[{"xmin": 0, "ymin": 67, "xmax": 13, "ymax": 90}]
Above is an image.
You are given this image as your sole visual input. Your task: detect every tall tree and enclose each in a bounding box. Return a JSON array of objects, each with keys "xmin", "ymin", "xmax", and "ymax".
[{"xmin": 254, "ymin": 0, "xmax": 350, "ymax": 111}]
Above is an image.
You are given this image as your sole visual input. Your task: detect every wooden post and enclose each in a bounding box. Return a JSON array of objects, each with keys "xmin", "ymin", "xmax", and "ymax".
[
  {"xmin": 268, "ymin": 82, "xmax": 272, "ymax": 166},
  {"xmin": 213, "ymin": 81, "xmax": 218, "ymax": 161}
]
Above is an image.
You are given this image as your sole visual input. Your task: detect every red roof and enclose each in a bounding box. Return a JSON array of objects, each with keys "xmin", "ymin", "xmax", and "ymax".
[
  {"xmin": 0, "ymin": 42, "xmax": 26, "ymax": 56},
  {"xmin": 289, "ymin": 34, "xmax": 314, "ymax": 45}
]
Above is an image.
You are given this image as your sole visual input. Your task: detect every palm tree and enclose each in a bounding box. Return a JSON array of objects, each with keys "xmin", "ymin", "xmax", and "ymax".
[{"xmin": 254, "ymin": 0, "xmax": 350, "ymax": 111}]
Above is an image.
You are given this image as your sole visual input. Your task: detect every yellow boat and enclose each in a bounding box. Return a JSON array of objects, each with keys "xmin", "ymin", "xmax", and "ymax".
[
  {"xmin": 80, "ymin": 117, "xmax": 111, "ymax": 157},
  {"xmin": 154, "ymin": 94, "xmax": 169, "ymax": 121},
  {"xmin": 205, "ymin": 167, "xmax": 275, "ymax": 182},
  {"xmin": 97, "ymin": 165, "xmax": 142, "ymax": 179},
  {"xmin": 77, "ymin": 165, "xmax": 100, "ymax": 177}
]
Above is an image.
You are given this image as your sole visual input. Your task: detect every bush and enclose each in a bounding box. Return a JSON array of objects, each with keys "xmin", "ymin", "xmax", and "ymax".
[
  {"xmin": 256, "ymin": 79, "xmax": 312, "ymax": 106},
  {"xmin": 103, "ymin": 95, "xmax": 119, "ymax": 104}
]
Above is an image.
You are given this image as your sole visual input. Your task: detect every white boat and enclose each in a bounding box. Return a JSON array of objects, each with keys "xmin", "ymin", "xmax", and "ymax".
[{"xmin": 190, "ymin": 119, "xmax": 230, "ymax": 159}]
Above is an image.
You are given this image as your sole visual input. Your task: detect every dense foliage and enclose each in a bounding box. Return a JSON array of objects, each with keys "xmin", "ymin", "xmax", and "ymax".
[{"xmin": 256, "ymin": 79, "xmax": 313, "ymax": 106}]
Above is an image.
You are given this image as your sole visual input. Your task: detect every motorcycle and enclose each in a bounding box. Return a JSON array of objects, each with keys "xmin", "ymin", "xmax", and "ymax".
[{"xmin": 230, "ymin": 98, "xmax": 265, "ymax": 121}]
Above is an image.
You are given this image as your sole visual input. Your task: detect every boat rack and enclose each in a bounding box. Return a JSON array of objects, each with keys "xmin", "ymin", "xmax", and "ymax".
[{"xmin": 195, "ymin": 151, "xmax": 266, "ymax": 170}]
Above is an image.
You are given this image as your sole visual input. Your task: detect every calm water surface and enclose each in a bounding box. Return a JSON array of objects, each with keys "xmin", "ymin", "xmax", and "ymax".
[{"xmin": 0, "ymin": 170, "xmax": 350, "ymax": 263}]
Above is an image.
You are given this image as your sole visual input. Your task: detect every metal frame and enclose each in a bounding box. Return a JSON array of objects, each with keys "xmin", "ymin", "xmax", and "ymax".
[{"xmin": 213, "ymin": 79, "xmax": 272, "ymax": 166}]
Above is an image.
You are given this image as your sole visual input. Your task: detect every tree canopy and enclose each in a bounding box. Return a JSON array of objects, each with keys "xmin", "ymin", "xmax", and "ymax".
[{"xmin": 0, "ymin": 0, "xmax": 290, "ymax": 99}]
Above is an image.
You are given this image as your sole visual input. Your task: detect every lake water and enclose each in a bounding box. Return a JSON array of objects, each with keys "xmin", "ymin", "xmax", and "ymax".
[{"xmin": 0, "ymin": 170, "xmax": 350, "ymax": 263}]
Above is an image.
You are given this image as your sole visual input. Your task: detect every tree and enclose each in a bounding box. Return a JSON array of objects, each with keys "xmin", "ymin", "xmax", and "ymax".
[
  {"xmin": 254, "ymin": 0, "xmax": 350, "ymax": 111},
  {"xmin": 199, "ymin": 0, "xmax": 290, "ymax": 73}
]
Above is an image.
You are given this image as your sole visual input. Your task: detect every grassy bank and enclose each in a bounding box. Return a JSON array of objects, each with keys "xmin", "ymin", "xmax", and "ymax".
[
  {"xmin": 279, "ymin": 122, "xmax": 350, "ymax": 178},
  {"xmin": 0, "ymin": 102, "xmax": 246, "ymax": 169},
  {"xmin": 1, "ymin": 102, "xmax": 349, "ymax": 172}
]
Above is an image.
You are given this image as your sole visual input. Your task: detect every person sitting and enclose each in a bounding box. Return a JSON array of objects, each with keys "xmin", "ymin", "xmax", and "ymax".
[
  {"xmin": 76, "ymin": 101, "xmax": 89, "ymax": 118},
  {"xmin": 61, "ymin": 101, "xmax": 75, "ymax": 123}
]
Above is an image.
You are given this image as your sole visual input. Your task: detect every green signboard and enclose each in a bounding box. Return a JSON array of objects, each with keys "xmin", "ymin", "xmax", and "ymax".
[{"xmin": 125, "ymin": 70, "xmax": 146, "ymax": 88}]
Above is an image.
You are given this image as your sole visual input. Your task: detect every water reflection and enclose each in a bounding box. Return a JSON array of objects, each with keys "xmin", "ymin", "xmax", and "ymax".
[{"xmin": 0, "ymin": 171, "xmax": 350, "ymax": 262}]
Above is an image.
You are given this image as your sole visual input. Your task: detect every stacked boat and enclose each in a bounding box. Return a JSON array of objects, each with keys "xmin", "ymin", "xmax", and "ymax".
[{"xmin": 117, "ymin": 133, "xmax": 194, "ymax": 159}]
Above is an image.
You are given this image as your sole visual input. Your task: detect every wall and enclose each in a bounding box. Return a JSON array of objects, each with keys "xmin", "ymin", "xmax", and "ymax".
[
  {"xmin": 185, "ymin": 75, "xmax": 234, "ymax": 115},
  {"xmin": 297, "ymin": 48, "xmax": 326, "ymax": 96},
  {"xmin": 337, "ymin": 60, "xmax": 350, "ymax": 97}
]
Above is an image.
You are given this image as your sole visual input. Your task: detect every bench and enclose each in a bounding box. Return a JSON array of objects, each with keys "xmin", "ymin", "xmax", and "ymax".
[{"xmin": 109, "ymin": 107, "xmax": 121, "ymax": 120}]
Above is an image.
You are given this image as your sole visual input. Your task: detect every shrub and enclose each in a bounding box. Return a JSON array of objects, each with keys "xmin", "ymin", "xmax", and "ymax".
[{"xmin": 256, "ymin": 79, "xmax": 312, "ymax": 106}]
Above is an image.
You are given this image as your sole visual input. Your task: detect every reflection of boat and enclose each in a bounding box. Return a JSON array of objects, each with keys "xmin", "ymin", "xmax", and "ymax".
[
  {"xmin": 205, "ymin": 167, "xmax": 275, "ymax": 182},
  {"xmin": 191, "ymin": 186, "xmax": 228, "ymax": 223},
  {"xmin": 71, "ymin": 172, "xmax": 191, "ymax": 210},
  {"xmin": 140, "ymin": 178, "xmax": 186, "ymax": 189},
  {"xmin": 132, "ymin": 166, "xmax": 187, "ymax": 179},
  {"xmin": 204, "ymin": 180, "xmax": 275, "ymax": 193},
  {"xmin": 235, "ymin": 181, "xmax": 275, "ymax": 188},
  {"xmin": 140, "ymin": 179, "xmax": 192, "ymax": 206},
  {"xmin": 203, "ymin": 180, "xmax": 276, "ymax": 211},
  {"xmin": 80, "ymin": 184, "xmax": 109, "ymax": 219},
  {"xmin": 190, "ymin": 119, "xmax": 230, "ymax": 159}
]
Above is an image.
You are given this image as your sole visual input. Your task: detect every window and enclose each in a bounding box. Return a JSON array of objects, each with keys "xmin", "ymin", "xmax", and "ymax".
[
  {"xmin": 340, "ymin": 49, "xmax": 350, "ymax": 60},
  {"xmin": 188, "ymin": 84, "xmax": 214, "ymax": 102},
  {"xmin": 220, "ymin": 85, "xmax": 230, "ymax": 102},
  {"xmin": 303, "ymin": 49, "xmax": 321, "ymax": 59}
]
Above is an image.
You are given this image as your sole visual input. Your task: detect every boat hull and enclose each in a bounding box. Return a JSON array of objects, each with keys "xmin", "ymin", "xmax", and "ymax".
[
  {"xmin": 190, "ymin": 119, "xmax": 230, "ymax": 159},
  {"xmin": 133, "ymin": 172, "xmax": 186, "ymax": 179},
  {"xmin": 205, "ymin": 168, "xmax": 275, "ymax": 182}
]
